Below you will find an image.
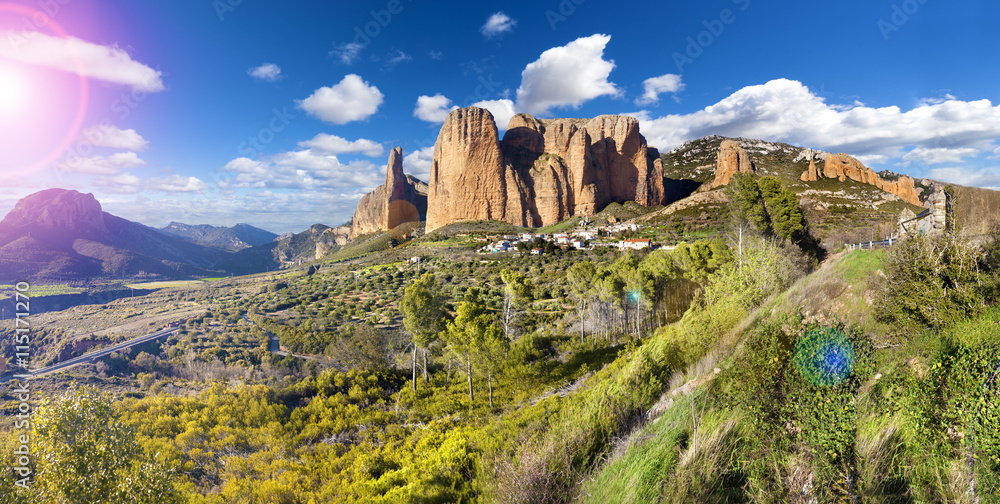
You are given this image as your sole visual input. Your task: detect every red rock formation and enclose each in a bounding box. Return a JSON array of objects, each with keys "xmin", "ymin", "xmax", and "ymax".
[
  {"xmin": 801, "ymin": 158, "xmax": 819, "ymax": 182},
  {"xmin": 351, "ymin": 147, "xmax": 427, "ymax": 238},
  {"xmin": 822, "ymin": 153, "xmax": 921, "ymax": 205},
  {"xmin": 426, "ymin": 107, "xmax": 524, "ymax": 231},
  {"xmin": 710, "ymin": 140, "xmax": 756, "ymax": 188},
  {"xmin": 425, "ymin": 107, "xmax": 667, "ymax": 232}
]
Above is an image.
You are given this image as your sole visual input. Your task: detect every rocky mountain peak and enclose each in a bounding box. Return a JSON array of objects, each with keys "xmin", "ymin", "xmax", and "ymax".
[
  {"xmin": 350, "ymin": 146, "xmax": 427, "ymax": 238},
  {"xmin": 1, "ymin": 188, "xmax": 107, "ymax": 235}
]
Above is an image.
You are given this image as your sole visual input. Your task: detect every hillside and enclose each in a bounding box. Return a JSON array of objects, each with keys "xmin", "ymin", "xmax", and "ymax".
[
  {"xmin": 0, "ymin": 189, "xmax": 246, "ymax": 282},
  {"xmin": 2, "ymin": 212, "xmax": 998, "ymax": 502},
  {"xmin": 644, "ymin": 135, "xmax": 1000, "ymax": 248}
]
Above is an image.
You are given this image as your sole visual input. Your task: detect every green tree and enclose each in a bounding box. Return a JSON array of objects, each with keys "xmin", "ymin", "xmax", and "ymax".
[
  {"xmin": 611, "ymin": 253, "xmax": 654, "ymax": 336},
  {"xmin": 29, "ymin": 385, "xmax": 181, "ymax": 503},
  {"xmin": 673, "ymin": 239, "xmax": 732, "ymax": 279},
  {"xmin": 445, "ymin": 288, "xmax": 504, "ymax": 404},
  {"xmin": 401, "ymin": 273, "xmax": 448, "ymax": 388},
  {"xmin": 499, "ymin": 268, "xmax": 533, "ymax": 345},
  {"xmin": 567, "ymin": 261, "xmax": 597, "ymax": 342},
  {"xmin": 726, "ymin": 173, "xmax": 771, "ymax": 236},
  {"xmin": 758, "ymin": 176, "xmax": 805, "ymax": 241}
]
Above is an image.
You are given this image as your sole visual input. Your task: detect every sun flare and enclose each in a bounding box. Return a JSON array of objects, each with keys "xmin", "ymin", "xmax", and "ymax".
[{"xmin": 0, "ymin": 63, "xmax": 27, "ymax": 116}]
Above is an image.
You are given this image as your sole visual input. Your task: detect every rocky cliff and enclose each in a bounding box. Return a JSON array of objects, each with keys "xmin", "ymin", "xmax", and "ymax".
[
  {"xmin": 804, "ymin": 152, "xmax": 921, "ymax": 206},
  {"xmin": 351, "ymin": 147, "xmax": 428, "ymax": 238},
  {"xmin": 709, "ymin": 139, "xmax": 756, "ymax": 188},
  {"xmin": 425, "ymin": 107, "xmax": 668, "ymax": 232}
]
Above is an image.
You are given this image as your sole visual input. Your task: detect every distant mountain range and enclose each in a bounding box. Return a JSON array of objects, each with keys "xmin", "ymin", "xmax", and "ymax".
[
  {"xmin": 0, "ymin": 189, "xmax": 349, "ymax": 283},
  {"xmin": 159, "ymin": 222, "xmax": 278, "ymax": 252}
]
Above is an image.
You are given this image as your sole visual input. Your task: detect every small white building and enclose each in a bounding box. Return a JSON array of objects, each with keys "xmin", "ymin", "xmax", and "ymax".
[{"xmin": 619, "ymin": 238, "xmax": 651, "ymax": 251}]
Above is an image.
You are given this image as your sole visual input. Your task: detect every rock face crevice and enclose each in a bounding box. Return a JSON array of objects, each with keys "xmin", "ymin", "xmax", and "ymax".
[
  {"xmin": 425, "ymin": 107, "xmax": 667, "ymax": 232},
  {"xmin": 351, "ymin": 147, "xmax": 427, "ymax": 238}
]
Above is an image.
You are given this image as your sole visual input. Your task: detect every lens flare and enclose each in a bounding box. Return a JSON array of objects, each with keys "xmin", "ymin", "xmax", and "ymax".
[
  {"xmin": 0, "ymin": 3, "xmax": 89, "ymax": 176},
  {"xmin": 0, "ymin": 63, "xmax": 26, "ymax": 115},
  {"xmin": 793, "ymin": 327, "xmax": 855, "ymax": 387}
]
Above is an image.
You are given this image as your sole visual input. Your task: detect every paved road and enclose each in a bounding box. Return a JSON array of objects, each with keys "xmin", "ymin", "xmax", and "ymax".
[{"xmin": 1, "ymin": 327, "xmax": 178, "ymax": 382}]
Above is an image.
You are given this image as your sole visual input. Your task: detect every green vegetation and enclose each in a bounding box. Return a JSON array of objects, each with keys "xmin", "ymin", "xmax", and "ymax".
[
  {"xmin": 0, "ymin": 284, "xmax": 84, "ymax": 299},
  {"xmin": 2, "ymin": 207, "xmax": 999, "ymax": 502}
]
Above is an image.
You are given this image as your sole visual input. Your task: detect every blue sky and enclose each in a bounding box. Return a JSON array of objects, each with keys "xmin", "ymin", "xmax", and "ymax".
[{"xmin": 0, "ymin": 0, "xmax": 998, "ymax": 233}]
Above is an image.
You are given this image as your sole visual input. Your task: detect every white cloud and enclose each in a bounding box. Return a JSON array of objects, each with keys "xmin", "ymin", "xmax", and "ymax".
[
  {"xmin": 93, "ymin": 173, "xmax": 142, "ymax": 194},
  {"xmin": 80, "ymin": 125, "xmax": 148, "ymax": 151},
  {"xmin": 414, "ymin": 94, "xmax": 458, "ymax": 123},
  {"xmin": 481, "ymin": 12, "xmax": 517, "ymax": 38},
  {"xmin": 0, "ymin": 30, "xmax": 164, "ymax": 91},
  {"xmin": 403, "ymin": 146, "xmax": 434, "ymax": 181},
  {"xmin": 248, "ymin": 63, "xmax": 282, "ymax": 81},
  {"xmin": 516, "ymin": 34, "xmax": 619, "ymax": 116},
  {"xmin": 638, "ymin": 79, "xmax": 1000, "ymax": 168},
  {"xmin": 473, "ymin": 99, "xmax": 517, "ymax": 131},
  {"xmin": 900, "ymin": 147, "xmax": 979, "ymax": 166},
  {"xmin": 222, "ymin": 157, "xmax": 266, "ymax": 175},
  {"xmin": 331, "ymin": 42, "xmax": 364, "ymax": 65},
  {"xmin": 221, "ymin": 150, "xmax": 382, "ymax": 191},
  {"xmin": 100, "ymin": 190, "xmax": 366, "ymax": 235},
  {"xmin": 298, "ymin": 134, "xmax": 384, "ymax": 157},
  {"xmin": 918, "ymin": 94, "xmax": 957, "ymax": 106},
  {"xmin": 112, "ymin": 173, "xmax": 142, "ymax": 186},
  {"xmin": 149, "ymin": 175, "xmax": 208, "ymax": 193},
  {"xmin": 57, "ymin": 151, "xmax": 146, "ymax": 175},
  {"xmin": 635, "ymin": 74, "xmax": 684, "ymax": 105},
  {"xmin": 928, "ymin": 166, "xmax": 1000, "ymax": 188},
  {"xmin": 297, "ymin": 74, "xmax": 384, "ymax": 124},
  {"xmin": 386, "ymin": 49, "xmax": 411, "ymax": 67}
]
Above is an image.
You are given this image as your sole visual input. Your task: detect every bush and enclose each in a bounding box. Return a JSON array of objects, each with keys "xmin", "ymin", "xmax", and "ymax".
[{"xmin": 876, "ymin": 233, "xmax": 989, "ymax": 331}]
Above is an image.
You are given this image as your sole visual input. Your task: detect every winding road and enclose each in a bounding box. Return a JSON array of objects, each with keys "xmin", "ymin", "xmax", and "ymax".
[{"xmin": 1, "ymin": 327, "xmax": 178, "ymax": 382}]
